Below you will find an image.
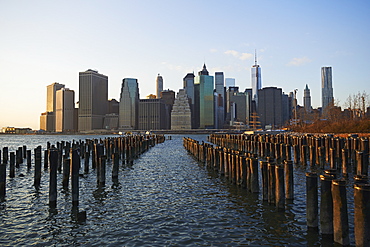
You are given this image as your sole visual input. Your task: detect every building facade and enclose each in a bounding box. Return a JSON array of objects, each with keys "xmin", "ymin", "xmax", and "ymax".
[
  {"xmin": 194, "ymin": 64, "xmax": 214, "ymax": 129},
  {"xmin": 171, "ymin": 89, "xmax": 192, "ymax": 130},
  {"xmin": 156, "ymin": 74, "xmax": 163, "ymax": 99},
  {"xmin": 215, "ymin": 72, "xmax": 225, "ymax": 129},
  {"xmin": 55, "ymin": 88, "xmax": 76, "ymax": 132},
  {"xmin": 321, "ymin": 67, "xmax": 334, "ymax": 113},
  {"xmin": 304, "ymin": 84, "xmax": 312, "ymax": 113},
  {"xmin": 258, "ymin": 87, "xmax": 284, "ymax": 129},
  {"xmin": 78, "ymin": 69, "xmax": 108, "ymax": 131},
  {"xmin": 119, "ymin": 78, "xmax": 139, "ymax": 130},
  {"xmin": 251, "ymin": 53, "xmax": 261, "ymax": 105},
  {"xmin": 138, "ymin": 99, "xmax": 166, "ymax": 130},
  {"xmin": 40, "ymin": 82, "xmax": 65, "ymax": 131},
  {"xmin": 183, "ymin": 73, "xmax": 195, "ymax": 128}
]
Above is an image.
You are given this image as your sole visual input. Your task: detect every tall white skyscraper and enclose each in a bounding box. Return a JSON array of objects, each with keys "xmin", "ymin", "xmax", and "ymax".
[
  {"xmin": 156, "ymin": 74, "xmax": 163, "ymax": 98},
  {"xmin": 321, "ymin": 67, "xmax": 334, "ymax": 112},
  {"xmin": 251, "ymin": 51, "xmax": 261, "ymax": 104}
]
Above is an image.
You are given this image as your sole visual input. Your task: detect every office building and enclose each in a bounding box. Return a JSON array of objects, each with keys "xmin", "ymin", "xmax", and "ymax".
[
  {"xmin": 321, "ymin": 67, "xmax": 334, "ymax": 113},
  {"xmin": 160, "ymin": 90, "xmax": 175, "ymax": 129},
  {"xmin": 156, "ymin": 74, "xmax": 163, "ymax": 98},
  {"xmin": 225, "ymin": 78, "xmax": 235, "ymax": 89},
  {"xmin": 119, "ymin": 78, "xmax": 139, "ymax": 130},
  {"xmin": 171, "ymin": 89, "xmax": 192, "ymax": 130},
  {"xmin": 183, "ymin": 72, "xmax": 195, "ymax": 128},
  {"xmin": 215, "ymin": 72, "xmax": 225, "ymax": 128},
  {"xmin": 251, "ymin": 52, "xmax": 261, "ymax": 105},
  {"xmin": 194, "ymin": 64, "xmax": 214, "ymax": 129},
  {"xmin": 55, "ymin": 88, "xmax": 76, "ymax": 132},
  {"xmin": 40, "ymin": 82, "xmax": 65, "ymax": 131},
  {"xmin": 304, "ymin": 84, "xmax": 312, "ymax": 112},
  {"xmin": 226, "ymin": 87, "xmax": 249, "ymax": 125},
  {"xmin": 138, "ymin": 99, "xmax": 166, "ymax": 130},
  {"xmin": 78, "ymin": 69, "xmax": 108, "ymax": 131},
  {"xmin": 258, "ymin": 87, "xmax": 284, "ymax": 129}
]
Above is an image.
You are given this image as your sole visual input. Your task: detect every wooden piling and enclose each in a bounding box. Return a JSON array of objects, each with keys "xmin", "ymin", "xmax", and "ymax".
[
  {"xmin": 275, "ymin": 165, "xmax": 285, "ymax": 210},
  {"xmin": 0, "ymin": 163, "xmax": 6, "ymax": 199},
  {"xmin": 284, "ymin": 160, "xmax": 294, "ymax": 200},
  {"xmin": 34, "ymin": 146, "xmax": 42, "ymax": 188},
  {"xmin": 332, "ymin": 179, "xmax": 350, "ymax": 246},
  {"xmin": 112, "ymin": 153, "xmax": 119, "ymax": 180},
  {"xmin": 320, "ymin": 175, "xmax": 334, "ymax": 236},
  {"xmin": 9, "ymin": 152, "xmax": 15, "ymax": 178},
  {"xmin": 49, "ymin": 149, "xmax": 58, "ymax": 208},
  {"xmin": 306, "ymin": 172, "xmax": 318, "ymax": 229},
  {"xmin": 62, "ymin": 157, "xmax": 70, "ymax": 190},
  {"xmin": 354, "ymin": 183, "xmax": 370, "ymax": 247},
  {"xmin": 71, "ymin": 149, "xmax": 80, "ymax": 207},
  {"xmin": 250, "ymin": 157, "xmax": 259, "ymax": 193}
]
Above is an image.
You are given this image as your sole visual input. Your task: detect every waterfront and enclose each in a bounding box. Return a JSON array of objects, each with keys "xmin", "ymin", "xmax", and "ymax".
[{"xmin": 0, "ymin": 134, "xmax": 355, "ymax": 246}]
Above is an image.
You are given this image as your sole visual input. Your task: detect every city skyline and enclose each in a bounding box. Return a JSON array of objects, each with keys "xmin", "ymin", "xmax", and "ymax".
[{"xmin": 1, "ymin": 1, "xmax": 369, "ymax": 129}]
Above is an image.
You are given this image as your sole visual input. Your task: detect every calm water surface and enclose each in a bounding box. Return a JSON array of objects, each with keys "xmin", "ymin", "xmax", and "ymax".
[{"xmin": 0, "ymin": 134, "xmax": 355, "ymax": 246}]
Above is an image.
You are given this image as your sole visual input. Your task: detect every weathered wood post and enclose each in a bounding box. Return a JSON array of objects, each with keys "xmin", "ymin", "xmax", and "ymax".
[
  {"xmin": 26, "ymin": 150, "xmax": 31, "ymax": 169},
  {"xmin": 330, "ymin": 148, "xmax": 336, "ymax": 169},
  {"xmin": 275, "ymin": 165, "xmax": 285, "ymax": 210},
  {"xmin": 22, "ymin": 145, "xmax": 26, "ymax": 159},
  {"xmin": 2, "ymin": 147, "xmax": 8, "ymax": 164},
  {"xmin": 306, "ymin": 172, "xmax": 318, "ymax": 229},
  {"xmin": 49, "ymin": 149, "xmax": 58, "ymax": 208},
  {"xmin": 293, "ymin": 145, "xmax": 299, "ymax": 164},
  {"xmin": 71, "ymin": 149, "xmax": 80, "ymax": 207},
  {"xmin": 260, "ymin": 160, "xmax": 268, "ymax": 201},
  {"xmin": 250, "ymin": 157, "xmax": 259, "ymax": 193},
  {"xmin": 84, "ymin": 151, "xmax": 90, "ymax": 174},
  {"xmin": 284, "ymin": 160, "xmax": 294, "ymax": 200},
  {"xmin": 62, "ymin": 156, "xmax": 70, "ymax": 190},
  {"xmin": 9, "ymin": 152, "xmax": 15, "ymax": 178},
  {"xmin": 320, "ymin": 175, "xmax": 334, "ymax": 236},
  {"xmin": 354, "ymin": 183, "xmax": 370, "ymax": 247},
  {"xmin": 0, "ymin": 162, "xmax": 6, "ymax": 200},
  {"xmin": 112, "ymin": 153, "xmax": 119, "ymax": 181},
  {"xmin": 319, "ymin": 146, "xmax": 326, "ymax": 169},
  {"xmin": 332, "ymin": 179, "xmax": 350, "ymax": 246},
  {"xmin": 44, "ymin": 149, "xmax": 48, "ymax": 170},
  {"xmin": 268, "ymin": 162, "xmax": 276, "ymax": 204},
  {"xmin": 34, "ymin": 146, "xmax": 42, "ymax": 188},
  {"xmin": 99, "ymin": 155, "xmax": 106, "ymax": 187},
  {"xmin": 342, "ymin": 149, "xmax": 349, "ymax": 177}
]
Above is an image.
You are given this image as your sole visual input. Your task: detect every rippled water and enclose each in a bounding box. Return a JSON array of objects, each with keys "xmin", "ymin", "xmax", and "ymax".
[{"xmin": 0, "ymin": 134, "xmax": 356, "ymax": 246}]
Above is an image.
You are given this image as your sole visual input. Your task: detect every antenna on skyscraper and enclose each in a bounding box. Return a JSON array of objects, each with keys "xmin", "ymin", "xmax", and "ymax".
[{"xmin": 254, "ymin": 49, "xmax": 257, "ymax": 65}]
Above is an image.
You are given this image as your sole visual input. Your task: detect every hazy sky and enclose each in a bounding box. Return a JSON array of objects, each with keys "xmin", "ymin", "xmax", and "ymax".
[{"xmin": 1, "ymin": 0, "xmax": 369, "ymax": 129}]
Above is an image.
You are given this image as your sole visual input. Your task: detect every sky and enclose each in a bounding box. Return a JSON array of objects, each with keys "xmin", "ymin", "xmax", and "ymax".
[{"xmin": 1, "ymin": 0, "xmax": 369, "ymax": 130}]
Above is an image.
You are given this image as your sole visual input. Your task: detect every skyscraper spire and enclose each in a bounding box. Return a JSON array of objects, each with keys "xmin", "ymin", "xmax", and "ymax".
[{"xmin": 254, "ymin": 49, "xmax": 257, "ymax": 66}]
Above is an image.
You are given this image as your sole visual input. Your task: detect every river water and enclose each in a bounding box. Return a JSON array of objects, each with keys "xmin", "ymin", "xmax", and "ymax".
[{"xmin": 0, "ymin": 134, "xmax": 356, "ymax": 246}]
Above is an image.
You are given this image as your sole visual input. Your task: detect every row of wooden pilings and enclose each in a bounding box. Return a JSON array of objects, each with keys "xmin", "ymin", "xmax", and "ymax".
[
  {"xmin": 183, "ymin": 133, "xmax": 370, "ymax": 247},
  {"xmin": 0, "ymin": 134, "xmax": 165, "ymax": 220}
]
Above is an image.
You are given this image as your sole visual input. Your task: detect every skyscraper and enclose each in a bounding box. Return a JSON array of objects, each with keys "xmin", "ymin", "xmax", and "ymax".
[
  {"xmin": 119, "ymin": 78, "xmax": 139, "ymax": 129},
  {"xmin": 41, "ymin": 82, "xmax": 65, "ymax": 132},
  {"xmin": 258, "ymin": 87, "xmax": 284, "ymax": 129},
  {"xmin": 183, "ymin": 72, "xmax": 195, "ymax": 128},
  {"xmin": 225, "ymin": 78, "xmax": 235, "ymax": 89},
  {"xmin": 156, "ymin": 74, "xmax": 163, "ymax": 98},
  {"xmin": 78, "ymin": 69, "xmax": 108, "ymax": 131},
  {"xmin": 321, "ymin": 67, "xmax": 334, "ymax": 113},
  {"xmin": 171, "ymin": 89, "xmax": 192, "ymax": 130},
  {"xmin": 251, "ymin": 51, "xmax": 261, "ymax": 105},
  {"xmin": 194, "ymin": 64, "xmax": 214, "ymax": 129},
  {"xmin": 304, "ymin": 84, "xmax": 311, "ymax": 112},
  {"xmin": 215, "ymin": 72, "xmax": 225, "ymax": 128},
  {"xmin": 55, "ymin": 88, "xmax": 76, "ymax": 132}
]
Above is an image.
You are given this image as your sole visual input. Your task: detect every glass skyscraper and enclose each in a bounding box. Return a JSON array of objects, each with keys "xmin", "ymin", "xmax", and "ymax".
[
  {"xmin": 251, "ymin": 52, "xmax": 261, "ymax": 105},
  {"xmin": 194, "ymin": 64, "xmax": 214, "ymax": 129},
  {"xmin": 321, "ymin": 67, "xmax": 333, "ymax": 112},
  {"xmin": 119, "ymin": 78, "xmax": 139, "ymax": 129}
]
